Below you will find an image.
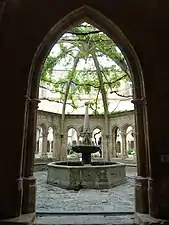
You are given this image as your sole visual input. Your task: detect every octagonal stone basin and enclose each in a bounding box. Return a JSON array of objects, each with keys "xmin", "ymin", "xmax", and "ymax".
[{"xmin": 47, "ymin": 161, "xmax": 126, "ymax": 190}]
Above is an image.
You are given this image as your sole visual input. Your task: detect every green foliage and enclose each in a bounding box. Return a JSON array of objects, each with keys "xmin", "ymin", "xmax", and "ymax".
[
  {"xmin": 40, "ymin": 22, "xmax": 131, "ymax": 114},
  {"xmin": 127, "ymin": 149, "xmax": 136, "ymax": 155}
]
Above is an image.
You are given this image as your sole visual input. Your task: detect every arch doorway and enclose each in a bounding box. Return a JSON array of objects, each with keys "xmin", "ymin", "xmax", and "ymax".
[{"xmin": 23, "ymin": 5, "xmax": 149, "ymax": 217}]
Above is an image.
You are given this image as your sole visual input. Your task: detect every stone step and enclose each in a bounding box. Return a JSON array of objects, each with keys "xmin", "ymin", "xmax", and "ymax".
[{"xmin": 34, "ymin": 212, "xmax": 136, "ymax": 225}]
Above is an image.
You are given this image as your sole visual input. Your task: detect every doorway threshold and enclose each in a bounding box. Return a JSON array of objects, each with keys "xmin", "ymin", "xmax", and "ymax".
[{"xmin": 35, "ymin": 211, "xmax": 136, "ymax": 225}]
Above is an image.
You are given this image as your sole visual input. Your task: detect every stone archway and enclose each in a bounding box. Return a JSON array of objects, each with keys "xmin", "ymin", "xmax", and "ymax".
[
  {"xmin": 121, "ymin": 124, "xmax": 135, "ymax": 158},
  {"xmin": 23, "ymin": 5, "xmax": 149, "ymax": 217},
  {"xmin": 111, "ymin": 126, "xmax": 122, "ymax": 158}
]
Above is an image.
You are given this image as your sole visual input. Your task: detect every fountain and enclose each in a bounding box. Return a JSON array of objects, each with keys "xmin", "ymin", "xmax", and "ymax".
[
  {"xmin": 47, "ymin": 102, "xmax": 126, "ymax": 190},
  {"xmin": 71, "ymin": 102, "xmax": 100, "ymax": 164}
]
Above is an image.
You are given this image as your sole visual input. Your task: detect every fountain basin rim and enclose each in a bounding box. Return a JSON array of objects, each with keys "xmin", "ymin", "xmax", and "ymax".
[
  {"xmin": 47, "ymin": 161, "xmax": 125, "ymax": 169},
  {"xmin": 72, "ymin": 145, "xmax": 100, "ymax": 154}
]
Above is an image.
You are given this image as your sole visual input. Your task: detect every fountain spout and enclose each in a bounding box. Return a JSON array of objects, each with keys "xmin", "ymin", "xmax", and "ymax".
[
  {"xmin": 83, "ymin": 102, "xmax": 90, "ymax": 131},
  {"xmin": 81, "ymin": 102, "xmax": 92, "ymax": 145},
  {"xmin": 72, "ymin": 102, "xmax": 100, "ymax": 164}
]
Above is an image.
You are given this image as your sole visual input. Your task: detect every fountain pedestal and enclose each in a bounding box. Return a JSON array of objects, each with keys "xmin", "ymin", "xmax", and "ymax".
[
  {"xmin": 72, "ymin": 145, "xmax": 100, "ymax": 164},
  {"xmin": 82, "ymin": 153, "xmax": 91, "ymax": 164},
  {"xmin": 72, "ymin": 102, "xmax": 101, "ymax": 164}
]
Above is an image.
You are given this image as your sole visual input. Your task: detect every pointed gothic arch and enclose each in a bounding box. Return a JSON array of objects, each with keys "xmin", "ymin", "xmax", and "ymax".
[{"xmin": 23, "ymin": 5, "xmax": 150, "ymax": 215}]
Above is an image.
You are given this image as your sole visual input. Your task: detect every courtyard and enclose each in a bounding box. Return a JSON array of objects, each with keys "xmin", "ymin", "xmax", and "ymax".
[{"xmin": 35, "ymin": 166, "xmax": 136, "ymax": 213}]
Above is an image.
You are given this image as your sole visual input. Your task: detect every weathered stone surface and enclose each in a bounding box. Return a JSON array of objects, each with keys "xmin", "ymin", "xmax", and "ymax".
[
  {"xmin": 136, "ymin": 213, "xmax": 169, "ymax": 225},
  {"xmin": 47, "ymin": 162, "xmax": 126, "ymax": 189},
  {"xmin": 35, "ymin": 167, "xmax": 136, "ymax": 213},
  {"xmin": 35, "ymin": 214, "xmax": 136, "ymax": 225},
  {"xmin": 37, "ymin": 110, "xmax": 134, "ymax": 136}
]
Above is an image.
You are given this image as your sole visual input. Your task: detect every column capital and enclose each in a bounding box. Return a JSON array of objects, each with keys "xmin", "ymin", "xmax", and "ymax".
[
  {"xmin": 131, "ymin": 96, "xmax": 147, "ymax": 106},
  {"xmin": 24, "ymin": 95, "xmax": 30, "ymax": 102},
  {"xmin": 42, "ymin": 131, "xmax": 48, "ymax": 138},
  {"xmin": 30, "ymin": 98, "xmax": 41, "ymax": 104},
  {"xmin": 24, "ymin": 95, "xmax": 41, "ymax": 108},
  {"xmin": 121, "ymin": 131, "xmax": 126, "ymax": 136}
]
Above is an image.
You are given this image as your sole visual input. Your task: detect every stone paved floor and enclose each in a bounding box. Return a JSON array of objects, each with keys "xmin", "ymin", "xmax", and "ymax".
[
  {"xmin": 35, "ymin": 167, "xmax": 137, "ymax": 213},
  {"xmin": 35, "ymin": 215, "xmax": 136, "ymax": 225}
]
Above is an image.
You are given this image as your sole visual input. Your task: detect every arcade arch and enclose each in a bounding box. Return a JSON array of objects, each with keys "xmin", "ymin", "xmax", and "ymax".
[
  {"xmin": 112, "ymin": 126, "xmax": 122, "ymax": 157},
  {"xmin": 24, "ymin": 5, "xmax": 149, "ymax": 217},
  {"xmin": 47, "ymin": 127, "xmax": 54, "ymax": 156},
  {"xmin": 122, "ymin": 124, "xmax": 135, "ymax": 153},
  {"xmin": 67, "ymin": 127, "xmax": 78, "ymax": 155}
]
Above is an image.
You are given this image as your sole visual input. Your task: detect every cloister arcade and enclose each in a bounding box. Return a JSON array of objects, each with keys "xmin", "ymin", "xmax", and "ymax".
[{"xmin": 36, "ymin": 109, "xmax": 135, "ymax": 161}]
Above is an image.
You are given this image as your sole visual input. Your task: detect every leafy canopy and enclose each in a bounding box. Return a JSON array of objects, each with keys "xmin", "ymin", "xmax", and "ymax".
[{"xmin": 40, "ymin": 22, "xmax": 131, "ymax": 114}]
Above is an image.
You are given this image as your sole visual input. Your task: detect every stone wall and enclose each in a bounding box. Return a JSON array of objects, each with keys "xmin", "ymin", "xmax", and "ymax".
[
  {"xmin": 36, "ymin": 110, "xmax": 135, "ymax": 160},
  {"xmin": 37, "ymin": 110, "xmax": 134, "ymax": 132}
]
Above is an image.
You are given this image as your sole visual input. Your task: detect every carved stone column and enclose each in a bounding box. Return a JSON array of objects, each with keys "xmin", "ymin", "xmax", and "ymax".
[
  {"xmin": 132, "ymin": 97, "xmax": 149, "ymax": 214},
  {"xmin": 148, "ymin": 159, "xmax": 169, "ymax": 219},
  {"xmin": 57, "ymin": 134, "xmax": 62, "ymax": 160},
  {"xmin": 60, "ymin": 134, "xmax": 67, "ymax": 160},
  {"xmin": 52, "ymin": 131, "xmax": 56, "ymax": 159},
  {"xmin": 121, "ymin": 132, "xmax": 127, "ymax": 158},
  {"xmin": 102, "ymin": 135, "xmax": 107, "ymax": 160},
  {"xmin": 112, "ymin": 131, "xmax": 117, "ymax": 158},
  {"xmin": 41, "ymin": 131, "xmax": 48, "ymax": 160},
  {"xmin": 52, "ymin": 131, "xmax": 61, "ymax": 160},
  {"xmin": 22, "ymin": 98, "xmax": 40, "ymax": 214},
  {"xmin": 106, "ymin": 134, "xmax": 112, "ymax": 161},
  {"xmin": 108, "ymin": 132, "xmax": 113, "ymax": 159}
]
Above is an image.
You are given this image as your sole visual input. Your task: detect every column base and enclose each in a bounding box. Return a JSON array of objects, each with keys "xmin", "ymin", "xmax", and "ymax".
[
  {"xmin": 148, "ymin": 177, "xmax": 169, "ymax": 219},
  {"xmin": 135, "ymin": 213, "xmax": 169, "ymax": 225},
  {"xmin": 40, "ymin": 153, "xmax": 48, "ymax": 160},
  {"xmin": 0, "ymin": 213, "xmax": 35, "ymax": 225},
  {"xmin": 121, "ymin": 155, "xmax": 128, "ymax": 159},
  {"xmin": 22, "ymin": 176, "xmax": 36, "ymax": 214},
  {"xmin": 0, "ymin": 178, "xmax": 23, "ymax": 219},
  {"xmin": 135, "ymin": 176, "xmax": 148, "ymax": 214}
]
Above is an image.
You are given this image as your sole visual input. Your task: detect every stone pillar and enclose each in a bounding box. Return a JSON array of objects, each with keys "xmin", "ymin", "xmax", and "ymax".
[
  {"xmin": 102, "ymin": 135, "xmax": 106, "ymax": 160},
  {"xmin": 59, "ymin": 133, "xmax": 67, "ymax": 161},
  {"xmin": 121, "ymin": 132, "xmax": 127, "ymax": 158},
  {"xmin": 148, "ymin": 155, "xmax": 169, "ymax": 220},
  {"xmin": 41, "ymin": 131, "xmax": 48, "ymax": 160},
  {"xmin": 22, "ymin": 98, "xmax": 40, "ymax": 214},
  {"xmin": 112, "ymin": 131, "xmax": 117, "ymax": 158},
  {"xmin": 52, "ymin": 132, "xmax": 56, "ymax": 159},
  {"xmin": 106, "ymin": 134, "xmax": 112, "ymax": 161},
  {"xmin": 52, "ymin": 131, "xmax": 61, "ymax": 160},
  {"xmin": 102, "ymin": 135, "xmax": 109, "ymax": 160},
  {"xmin": 108, "ymin": 132, "xmax": 113, "ymax": 159},
  {"xmin": 132, "ymin": 97, "xmax": 149, "ymax": 215},
  {"xmin": 132, "ymin": 129, "xmax": 137, "ymax": 163}
]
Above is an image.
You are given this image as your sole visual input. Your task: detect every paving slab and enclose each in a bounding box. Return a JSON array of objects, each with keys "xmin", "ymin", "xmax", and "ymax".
[{"xmin": 35, "ymin": 167, "xmax": 136, "ymax": 213}]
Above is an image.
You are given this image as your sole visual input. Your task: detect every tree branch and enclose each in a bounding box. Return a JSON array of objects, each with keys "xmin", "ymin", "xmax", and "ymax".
[
  {"xmin": 71, "ymin": 74, "xmax": 128, "ymax": 89},
  {"xmin": 110, "ymin": 90, "xmax": 132, "ymax": 98},
  {"xmin": 39, "ymin": 97, "xmax": 73, "ymax": 106},
  {"xmin": 110, "ymin": 100, "xmax": 122, "ymax": 114},
  {"xmin": 60, "ymin": 52, "xmax": 80, "ymax": 136},
  {"xmin": 39, "ymin": 85, "xmax": 65, "ymax": 95},
  {"xmin": 67, "ymin": 30, "xmax": 102, "ymax": 35},
  {"xmin": 94, "ymin": 88, "xmax": 100, "ymax": 115},
  {"xmin": 58, "ymin": 38, "xmax": 114, "ymax": 43},
  {"xmin": 95, "ymin": 43, "xmax": 131, "ymax": 80}
]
